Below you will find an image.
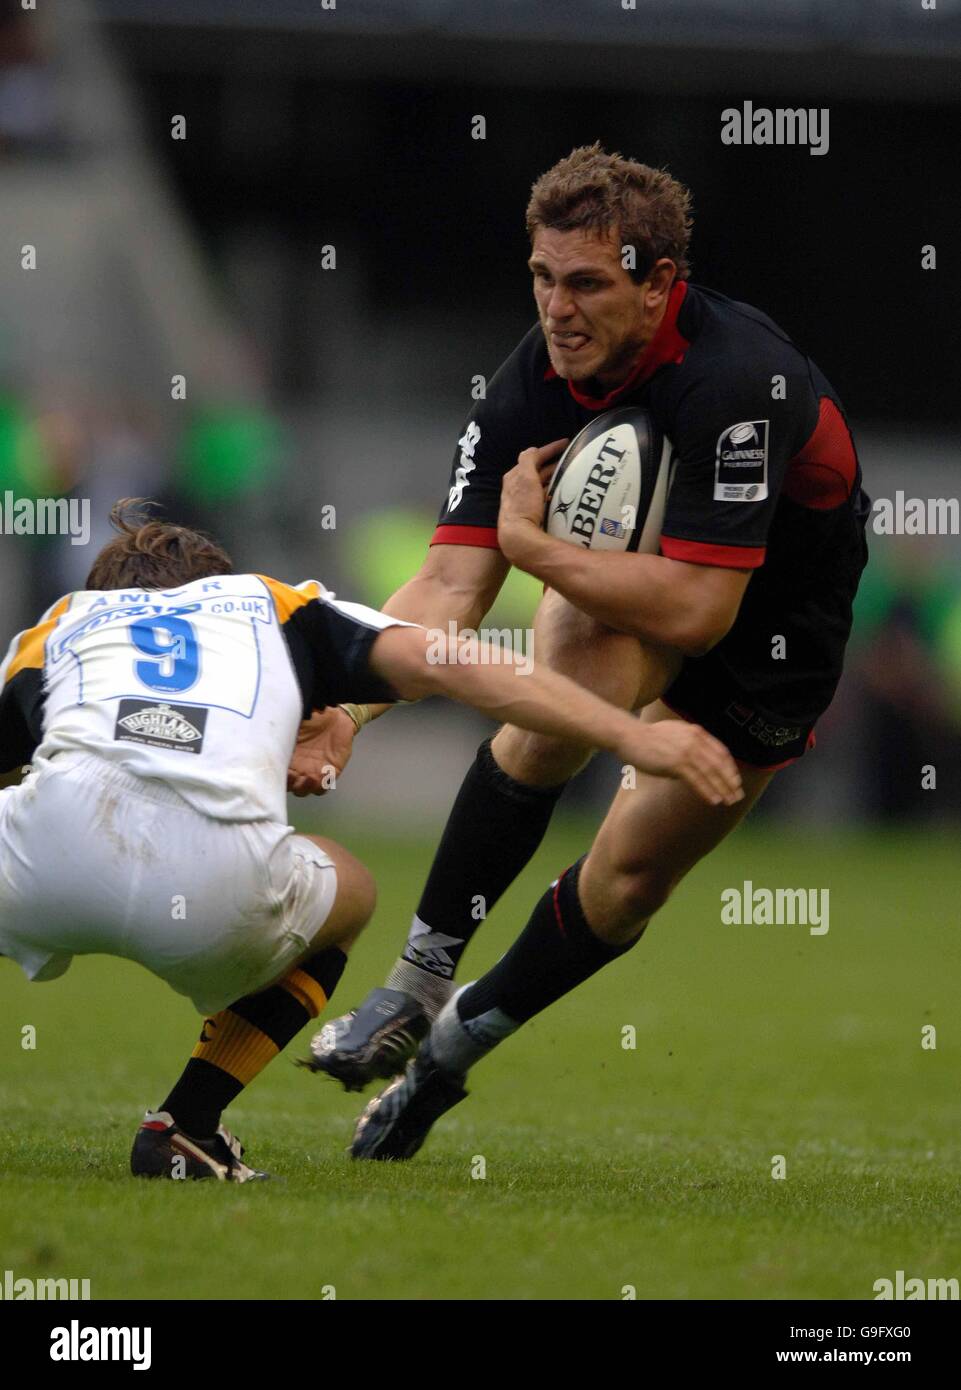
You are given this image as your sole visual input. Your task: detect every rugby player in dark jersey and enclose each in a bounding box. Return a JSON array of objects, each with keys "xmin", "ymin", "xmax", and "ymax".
[{"xmin": 295, "ymin": 144, "xmax": 870, "ymax": 1157}]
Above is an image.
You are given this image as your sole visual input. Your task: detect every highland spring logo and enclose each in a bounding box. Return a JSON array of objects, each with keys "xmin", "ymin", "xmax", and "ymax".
[
  {"xmin": 114, "ymin": 699, "xmax": 208, "ymax": 755},
  {"xmin": 0, "ymin": 493, "xmax": 90, "ymax": 544}
]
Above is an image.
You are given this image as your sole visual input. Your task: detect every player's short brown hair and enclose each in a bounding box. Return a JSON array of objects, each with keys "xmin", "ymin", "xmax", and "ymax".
[
  {"xmin": 525, "ymin": 143, "xmax": 693, "ymax": 283},
  {"xmin": 85, "ymin": 499, "xmax": 233, "ymax": 590}
]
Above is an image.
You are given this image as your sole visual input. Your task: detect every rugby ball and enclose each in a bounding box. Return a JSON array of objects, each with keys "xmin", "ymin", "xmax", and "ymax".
[{"xmin": 545, "ymin": 407, "xmax": 674, "ymax": 553}]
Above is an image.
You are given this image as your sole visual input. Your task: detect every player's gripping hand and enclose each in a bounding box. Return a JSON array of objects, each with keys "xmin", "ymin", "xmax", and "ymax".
[
  {"xmin": 621, "ymin": 720, "xmax": 744, "ymax": 807},
  {"xmin": 287, "ymin": 707, "xmax": 356, "ymax": 796},
  {"xmin": 497, "ymin": 439, "xmax": 568, "ymax": 560}
]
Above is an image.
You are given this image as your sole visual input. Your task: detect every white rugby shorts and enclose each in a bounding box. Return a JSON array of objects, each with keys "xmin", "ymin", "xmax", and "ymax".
[{"xmin": 0, "ymin": 751, "xmax": 338, "ymax": 1013}]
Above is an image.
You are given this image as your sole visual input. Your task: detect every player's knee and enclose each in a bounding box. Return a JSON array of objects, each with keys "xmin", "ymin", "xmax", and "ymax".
[
  {"xmin": 620, "ymin": 866, "xmax": 672, "ymax": 920},
  {"xmin": 594, "ymin": 865, "xmax": 672, "ymax": 943},
  {"xmin": 492, "ymin": 724, "xmax": 590, "ymax": 787},
  {"xmin": 343, "ymin": 861, "xmax": 377, "ymax": 940},
  {"xmin": 321, "ymin": 852, "xmax": 377, "ymax": 950}
]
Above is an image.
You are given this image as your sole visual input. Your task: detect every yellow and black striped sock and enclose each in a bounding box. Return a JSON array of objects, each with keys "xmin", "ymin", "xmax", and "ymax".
[{"xmin": 160, "ymin": 947, "xmax": 347, "ymax": 1137}]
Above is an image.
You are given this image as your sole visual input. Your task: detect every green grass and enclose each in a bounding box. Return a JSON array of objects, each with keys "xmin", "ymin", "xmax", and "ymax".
[{"xmin": 1, "ymin": 819, "xmax": 959, "ymax": 1300}]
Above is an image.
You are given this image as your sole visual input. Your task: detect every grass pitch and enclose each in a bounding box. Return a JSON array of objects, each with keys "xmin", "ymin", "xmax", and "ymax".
[{"xmin": 1, "ymin": 818, "xmax": 959, "ymax": 1301}]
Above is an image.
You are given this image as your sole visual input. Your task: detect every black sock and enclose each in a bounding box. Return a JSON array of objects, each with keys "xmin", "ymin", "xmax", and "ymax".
[
  {"xmin": 160, "ymin": 947, "xmax": 347, "ymax": 1137},
  {"xmin": 401, "ymin": 737, "xmax": 567, "ymax": 980},
  {"xmin": 160, "ymin": 1059, "xmax": 243, "ymax": 1142},
  {"xmin": 457, "ymin": 858, "xmax": 638, "ymax": 1027}
]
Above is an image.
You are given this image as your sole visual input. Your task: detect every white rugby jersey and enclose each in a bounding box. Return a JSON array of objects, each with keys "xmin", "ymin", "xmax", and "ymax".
[{"xmin": 0, "ymin": 574, "xmax": 409, "ymax": 823}]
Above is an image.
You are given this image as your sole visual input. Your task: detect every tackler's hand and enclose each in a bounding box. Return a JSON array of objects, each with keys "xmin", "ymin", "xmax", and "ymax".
[{"xmin": 287, "ymin": 707, "xmax": 356, "ymax": 796}]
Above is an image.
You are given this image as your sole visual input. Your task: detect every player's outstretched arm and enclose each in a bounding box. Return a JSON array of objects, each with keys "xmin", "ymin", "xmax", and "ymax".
[
  {"xmin": 381, "ymin": 541, "xmax": 511, "ymax": 632},
  {"xmin": 288, "ymin": 545, "xmax": 511, "ymax": 795},
  {"xmin": 367, "ymin": 625, "xmax": 743, "ymax": 808}
]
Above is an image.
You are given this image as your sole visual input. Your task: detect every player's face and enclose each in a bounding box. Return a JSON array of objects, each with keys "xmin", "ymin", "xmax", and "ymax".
[{"xmin": 529, "ymin": 227, "xmax": 667, "ymax": 390}]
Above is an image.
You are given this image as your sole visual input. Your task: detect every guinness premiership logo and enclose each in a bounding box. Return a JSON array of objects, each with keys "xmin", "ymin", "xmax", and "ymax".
[
  {"xmin": 714, "ymin": 420, "xmax": 769, "ymax": 502},
  {"xmin": 114, "ymin": 699, "xmax": 207, "ymax": 754}
]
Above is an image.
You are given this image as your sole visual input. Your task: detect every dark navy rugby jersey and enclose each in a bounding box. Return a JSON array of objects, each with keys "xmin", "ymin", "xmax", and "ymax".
[{"xmin": 432, "ymin": 280, "xmax": 870, "ymax": 725}]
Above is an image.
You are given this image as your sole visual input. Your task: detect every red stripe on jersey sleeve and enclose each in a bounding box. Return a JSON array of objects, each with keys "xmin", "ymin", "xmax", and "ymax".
[
  {"xmin": 430, "ymin": 524, "xmax": 501, "ymax": 549},
  {"xmin": 782, "ymin": 397, "xmax": 857, "ymax": 510},
  {"xmin": 659, "ymin": 535, "xmax": 766, "ymax": 568}
]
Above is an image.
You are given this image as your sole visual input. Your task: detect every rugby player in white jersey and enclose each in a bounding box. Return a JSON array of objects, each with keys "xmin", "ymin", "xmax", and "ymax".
[{"xmin": 0, "ymin": 501, "xmax": 740, "ymax": 1181}]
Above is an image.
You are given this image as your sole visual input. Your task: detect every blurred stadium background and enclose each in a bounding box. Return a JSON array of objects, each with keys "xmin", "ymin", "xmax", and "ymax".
[{"xmin": 2, "ymin": 0, "xmax": 960, "ymax": 829}]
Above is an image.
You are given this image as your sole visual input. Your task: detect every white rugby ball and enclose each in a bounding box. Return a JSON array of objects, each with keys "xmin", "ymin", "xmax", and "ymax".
[{"xmin": 545, "ymin": 407, "xmax": 674, "ymax": 553}]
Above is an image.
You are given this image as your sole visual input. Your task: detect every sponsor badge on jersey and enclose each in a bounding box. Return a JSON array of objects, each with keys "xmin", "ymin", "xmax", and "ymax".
[
  {"xmin": 714, "ymin": 420, "xmax": 769, "ymax": 502},
  {"xmin": 114, "ymin": 699, "xmax": 208, "ymax": 754}
]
